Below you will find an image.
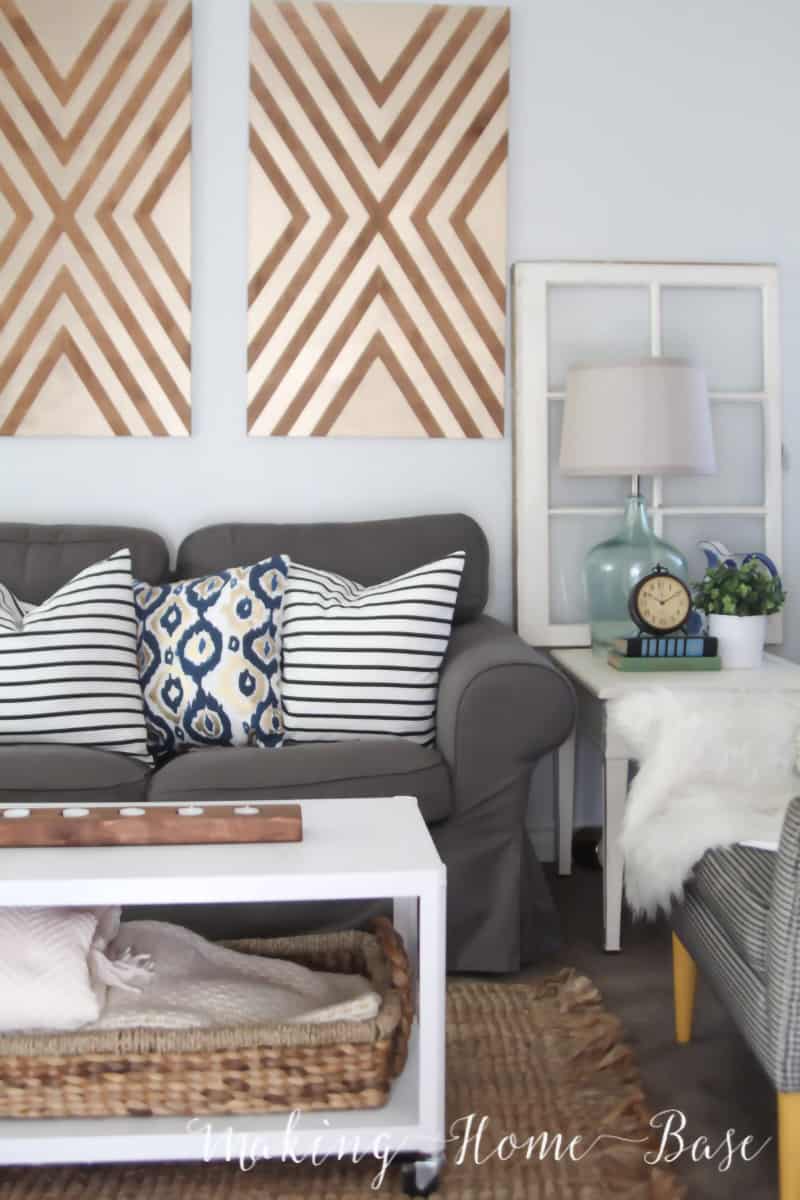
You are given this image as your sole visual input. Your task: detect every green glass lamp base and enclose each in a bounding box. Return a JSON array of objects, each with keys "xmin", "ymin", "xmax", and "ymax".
[{"xmin": 586, "ymin": 496, "xmax": 688, "ymax": 652}]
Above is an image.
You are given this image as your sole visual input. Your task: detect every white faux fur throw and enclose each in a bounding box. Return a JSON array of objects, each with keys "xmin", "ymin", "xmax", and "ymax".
[{"xmin": 610, "ymin": 689, "xmax": 800, "ymax": 917}]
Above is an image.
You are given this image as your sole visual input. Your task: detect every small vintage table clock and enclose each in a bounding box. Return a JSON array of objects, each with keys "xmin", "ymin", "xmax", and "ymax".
[{"xmin": 628, "ymin": 563, "xmax": 693, "ymax": 635}]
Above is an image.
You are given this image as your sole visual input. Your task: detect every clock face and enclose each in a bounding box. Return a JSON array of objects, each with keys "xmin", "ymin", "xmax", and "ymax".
[{"xmin": 633, "ymin": 572, "xmax": 691, "ymax": 632}]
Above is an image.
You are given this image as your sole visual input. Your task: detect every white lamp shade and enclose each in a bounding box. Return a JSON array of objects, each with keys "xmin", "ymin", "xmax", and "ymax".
[{"xmin": 559, "ymin": 358, "xmax": 716, "ymax": 477}]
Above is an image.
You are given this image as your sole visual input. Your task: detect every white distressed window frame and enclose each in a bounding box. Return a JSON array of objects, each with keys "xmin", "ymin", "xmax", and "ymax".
[{"xmin": 512, "ymin": 260, "xmax": 783, "ymax": 647}]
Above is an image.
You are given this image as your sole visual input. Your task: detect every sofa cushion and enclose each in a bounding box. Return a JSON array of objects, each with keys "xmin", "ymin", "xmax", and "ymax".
[
  {"xmin": 0, "ymin": 548, "xmax": 151, "ymax": 764},
  {"xmin": 149, "ymin": 740, "xmax": 452, "ymax": 823},
  {"xmin": 176, "ymin": 514, "xmax": 488, "ymax": 624},
  {"xmin": 0, "ymin": 744, "xmax": 150, "ymax": 806},
  {"xmin": 691, "ymin": 843, "xmax": 774, "ymax": 978},
  {"xmin": 282, "ymin": 553, "xmax": 464, "ymax": 746},
  {"xmin": 0, "ymin": 524, "xmax": 169, "ymax": 604},
  {"xmin": 134, "ymin": 557, "xmax": 289, "ymax": 756}
]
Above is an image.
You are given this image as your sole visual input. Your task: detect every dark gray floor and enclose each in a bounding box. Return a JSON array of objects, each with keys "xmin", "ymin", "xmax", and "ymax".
[{"xmin": 527, "ymin": 862, "xmax": 777, "ymax": 1199}]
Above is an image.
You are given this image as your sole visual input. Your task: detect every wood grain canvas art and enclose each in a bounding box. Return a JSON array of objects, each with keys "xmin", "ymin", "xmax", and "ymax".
[
  {"xmin": 248, "ymin": 1, "xmax": 509, "ymax": 438},
  {"xmin": 0, "ymin": 0, "xmax": 191, "ymax": 437}
]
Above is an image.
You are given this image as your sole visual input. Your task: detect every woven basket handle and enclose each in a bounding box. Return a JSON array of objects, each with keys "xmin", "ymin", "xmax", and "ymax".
[{"xmin": 370, "ymin": 916, "xmax": 415, "ymax": 1078}]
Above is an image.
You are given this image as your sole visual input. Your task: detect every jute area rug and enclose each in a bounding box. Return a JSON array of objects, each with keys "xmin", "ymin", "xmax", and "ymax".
[{"xmin": 0, "ymin": 971, "xmax": 683, "ymax": 1199}]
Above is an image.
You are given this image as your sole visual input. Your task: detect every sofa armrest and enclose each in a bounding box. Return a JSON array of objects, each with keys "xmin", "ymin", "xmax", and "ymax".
[
  {"xmin": 436, "ymin": 616, "xmax": 576, "ymax": 816},
  {"xmin": 768, "ymin": 795, "xmax": 800, "ymax": 1089}
]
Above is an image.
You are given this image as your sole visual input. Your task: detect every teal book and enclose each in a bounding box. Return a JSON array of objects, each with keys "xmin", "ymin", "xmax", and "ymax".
[{"xmin": 608, "ymin": 653, "xmax": 721, "ymax": 672}]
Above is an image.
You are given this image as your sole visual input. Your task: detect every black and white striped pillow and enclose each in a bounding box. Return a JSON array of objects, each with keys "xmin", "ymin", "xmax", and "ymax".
[
  {"xmin": 0, "ymin": 548, "xmax": 151, "ymax": 763},
  {"xmin": 281, "ymin": 552, "xmax": 465, "ymax": 745}
]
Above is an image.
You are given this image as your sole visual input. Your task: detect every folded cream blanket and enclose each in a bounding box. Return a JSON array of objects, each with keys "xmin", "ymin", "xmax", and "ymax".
[
  {"xmin": 0, "ymin": 907, "xmax": 151, "ymax": 1033},
  {"xmin": 0, "ymin": 908, "xmax": 380, "ymax": 1035}
]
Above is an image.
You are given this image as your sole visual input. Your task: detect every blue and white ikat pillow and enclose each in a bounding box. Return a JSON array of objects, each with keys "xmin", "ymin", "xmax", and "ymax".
[{"xmin": 134, "ymin": 556, "xmax": 289, "ymax": 756}]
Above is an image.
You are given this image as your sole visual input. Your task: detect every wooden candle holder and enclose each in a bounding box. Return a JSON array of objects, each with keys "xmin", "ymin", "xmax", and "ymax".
[{"xmin": 0, "ymin": 802, "xmax": 303, "ymax": 848}]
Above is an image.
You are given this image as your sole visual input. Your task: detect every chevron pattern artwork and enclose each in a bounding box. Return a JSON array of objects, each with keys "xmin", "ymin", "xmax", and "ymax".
[
  {"xmin": 0, "ymin": 0, "xmax": 191, "ymax": 437},
  {"xmin": 248, "ymin": 1, "xmax": 509, "ymax": 438}
]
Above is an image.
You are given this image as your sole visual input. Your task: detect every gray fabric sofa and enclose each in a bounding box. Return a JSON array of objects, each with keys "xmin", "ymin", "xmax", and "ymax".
[{"xmin": 0, "ymin": 515, "xmax": 575, "ymax": 973}]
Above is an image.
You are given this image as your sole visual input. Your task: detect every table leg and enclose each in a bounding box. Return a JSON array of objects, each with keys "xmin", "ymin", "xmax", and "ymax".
[
  {"xmin": 557, "ymin": 728, "xmax": 577, "ymax": 876},
  {"xmin": 393, "ymin": 897, "xmax": 418, "ymax": 970},
  {"xmin": 603, "ymin": 756, "xmax": 629, "ymax": 953},
  {"xmin": 417, "ymin": 873, "xmax": 447, "ymax": 1157}
]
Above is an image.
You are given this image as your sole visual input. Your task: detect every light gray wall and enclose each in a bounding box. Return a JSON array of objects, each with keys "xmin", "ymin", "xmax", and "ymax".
[
  {"xmin": 0, "ymin": 0, "xmax": 514, "ymax": 616},
  {"xmin": 515, "ymin": 0, "xmax": 800, "ymax": 657},
  {"xmin": 1, "ymin": 0, "xmax": 797, "ymax": 639},
  {"xmin": 1, "ymin": 0, "xmax": 798, "ymax": 850}
]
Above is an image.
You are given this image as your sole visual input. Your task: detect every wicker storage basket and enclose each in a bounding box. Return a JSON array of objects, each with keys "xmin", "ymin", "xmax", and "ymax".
[{"xmin": 0, "ymin": 917, "xmax": 413, "ymax": 1119}]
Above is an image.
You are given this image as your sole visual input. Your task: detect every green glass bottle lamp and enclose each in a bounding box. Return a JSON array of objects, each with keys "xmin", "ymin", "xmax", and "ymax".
[
  {"xmin": 584, "ymin": 481, "xmax": 689, "ymax": 649},
  {"xmin": 559, "ymin": 359, "xmax": 715, "ymax": 652}
]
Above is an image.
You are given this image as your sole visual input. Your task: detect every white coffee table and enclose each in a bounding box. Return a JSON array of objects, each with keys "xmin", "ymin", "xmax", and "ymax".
[
  {"xmin": 0, "ymin": 795, "xmax": 447, "ymax": 1196},
  {"xmin": 551, "ymin": 648, "xmax": 800, "ymax": 952}
]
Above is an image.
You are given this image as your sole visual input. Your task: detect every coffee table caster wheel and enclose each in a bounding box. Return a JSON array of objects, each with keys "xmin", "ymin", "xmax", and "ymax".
[{"xmin": 401, "ymin": 1155, "xmax": 443, "ymax": 1196}]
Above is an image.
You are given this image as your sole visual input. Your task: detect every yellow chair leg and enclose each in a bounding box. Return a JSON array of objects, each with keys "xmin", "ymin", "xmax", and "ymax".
[
  {"xmin": 672, "ymin": 933, "xmax": 697, "ymax": 1044},
  {"xmin": 779, "ymin": 1093, "xmax": 800, "ymax": 1200}
]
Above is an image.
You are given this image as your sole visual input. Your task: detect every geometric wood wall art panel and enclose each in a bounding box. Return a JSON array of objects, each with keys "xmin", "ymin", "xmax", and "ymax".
[
  {"xmin": 0, "ymin": 0, "xmax": 191, "ymax": 437},
  {"xmin": 248, "ymin": 1, "xmax": 508, "ymax": 438}
]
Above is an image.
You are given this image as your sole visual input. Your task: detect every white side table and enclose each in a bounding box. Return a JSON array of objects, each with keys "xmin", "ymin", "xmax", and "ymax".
[
  {"xmin": 0, "ymin": 796, "xmax": 447, "ymax": 1196},
  {"xmin": 550, "ymin": 649, "xmax": 800, "ymax": 952}
]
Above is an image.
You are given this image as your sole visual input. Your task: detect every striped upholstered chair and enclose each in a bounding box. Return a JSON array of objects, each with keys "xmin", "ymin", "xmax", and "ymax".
[{"xmin": 672, "ymin": 796, "xmax": 800, "ymax": 1199}]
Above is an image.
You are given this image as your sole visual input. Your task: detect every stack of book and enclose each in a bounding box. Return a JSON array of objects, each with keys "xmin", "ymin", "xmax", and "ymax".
[{"xmin": 608, "ymin": 635, "xmax": 721, "ymax": 672}]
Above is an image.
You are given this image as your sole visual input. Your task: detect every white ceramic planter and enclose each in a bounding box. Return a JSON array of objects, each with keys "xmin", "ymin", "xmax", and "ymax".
[{"xmin": 709, "ymin": 613, "xmax": 767, "ymax": 669}]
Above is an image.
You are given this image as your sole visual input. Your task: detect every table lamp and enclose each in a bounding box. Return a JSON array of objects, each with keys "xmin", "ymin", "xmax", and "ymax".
[{"xmin": 559, "ymin": 357, "xmax": 715, "ymax": 649}]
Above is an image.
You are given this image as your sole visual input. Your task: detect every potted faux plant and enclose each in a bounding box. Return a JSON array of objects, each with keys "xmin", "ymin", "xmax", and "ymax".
[{"xmin": 693, "ymin": 558, "xmax": 786, "ymax": 669}]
